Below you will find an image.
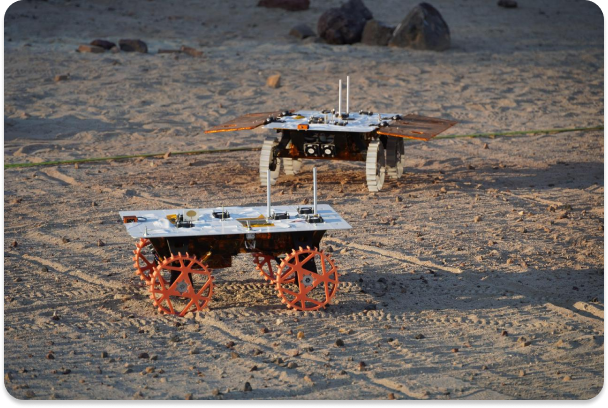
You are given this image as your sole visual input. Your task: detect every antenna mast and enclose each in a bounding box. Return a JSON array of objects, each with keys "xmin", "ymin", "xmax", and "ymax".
[
  {"xmin": 346, "ymin": 76, "xmax": 350, "ymax": 114},
  {"xmin": 313, "ymin": 167, "xmax": 318, "ymax": 214},
  {"xmin": 266, "ymin": 170, "xmax": 271, "ymax": 218}
]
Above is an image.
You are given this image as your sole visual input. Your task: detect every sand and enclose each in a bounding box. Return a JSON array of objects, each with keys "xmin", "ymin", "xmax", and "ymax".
[{"xmin": 3, "ymin": 0, "xmax": 604, "ymax": 400}]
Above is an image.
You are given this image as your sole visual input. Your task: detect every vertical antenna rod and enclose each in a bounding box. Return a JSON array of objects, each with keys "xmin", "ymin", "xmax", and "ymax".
[
  {"xmin": 313, "ymin": 167, "xmax": 318, "ymax": 214},
  {"xmin": 266, "ymin": 170, "xmax": 271, "ymax": 218},
  {"xmin": 338, "ymin": 79, "xmax": 342, "ymax": 115},
  {"xmin": 346, "ymin": 76, "xmax": 350, "ymax": 114}
]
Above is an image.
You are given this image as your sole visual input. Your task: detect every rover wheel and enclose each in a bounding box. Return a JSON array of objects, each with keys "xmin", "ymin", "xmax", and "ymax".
[
  {"xmin": 386, "ymin": 137, "xmax": 404, "ymax": 180},
  {"xmin": 366, "ymin": 139, "xmax": 386, "ymax": 192},
  {"xmin": 260, "ymin": 137, "xmax": 281, "ymax": 186},
  {"xmin": 282, "ymin": 158, "xmax": 302, "ymax": 176},
  {"xmin": 275, "ymin": 246, "xmax": 339, "ymax": 311},
  {"xmin": 149, "ymin": 253, "xmax": 214, "ymax": 317},
  {"xmin": 252, "ymin": 253, "xmax": 277, "ymax": 283},
  {"xmin": 132, "ymin": 238, "xmax": 158, "ymax": 283}
]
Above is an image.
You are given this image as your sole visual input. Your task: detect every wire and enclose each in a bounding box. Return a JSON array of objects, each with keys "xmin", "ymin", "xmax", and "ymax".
[{"xmin": 4, "ymin": 125, "xmax": 603, "ymax": 169}]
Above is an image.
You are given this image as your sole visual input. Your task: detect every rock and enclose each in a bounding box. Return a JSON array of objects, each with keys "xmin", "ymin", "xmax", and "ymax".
[
  {"xmin": 145, "ymin": 366, "xmax": 155, "ymax": 373},
  {"xmin": 498, "ymin": 0, "xmax": 518, "ymax": 8},
  {"xmin": 451, "ymin": 348, "xmax": 459, "ymax": 353},
  {"xmin": 287, "ymin": 362, "xmax": 298, "ymax": 369},
  {"xmin": 297, "ymin": 331, "xmax": 305, "ymax": 339},
  {"xmin": 97, "ymin": 239, "xmax": 105, "ymax": 247},
  {"xmin": 138, "ymin": 352, "xmax": 150, "ymax": 359},
  {"xmin": 519, "ymin": 370, "xmax": 525, "ymax": 377},
  {"xmin": 415, "ymin": 334, "xmax": 425, "ymax": 339},
  {"xmin": 289, "ymin": 24, "xmax": 316, "ymax": 39},
  {"xmin": 133, "ymin": 391, "xmax": 143, "ymax": 399},
  {"xmin": 358, "ymin": 361, "xmax": 367, "ymax": 371},
  {"xmin": 482, "ymin": 365, "xmax": 488, "ymax": 370},
  {"xmin": 335, "ymin": 339, "xmax": 345, "ymax": 347},
  {"xmin": 260, "ymin": 327, "xmax": 269, "ymax": 334},
  {"xmin": 185, "ymin": 393, "xmax": 193, "ymax": 400},
  {"xmin": 5, "ymin": 373, "xmax": 12, "ymax": 383},
  {"xmin": 119, "ymin": 39, "xmax": 148, "ymax": 53},
  {"xmin": 389, "ymin": 3, "xmax": 450, "ymax": 51},
  {"xmin": 361, "ymin": 19, "xmax": 394, "ymax": 46},
  {"xmin": 563, "ymin": 375, "xmax": 572, "ymax": 382},
  {"xmin": 317, "ymin": 0, "xmax": 373, "ymax": 45},
  {"xmin": 225, "ymin": 341, "xmax": 235, "ymax": 348},
  {"xmin": 163, "ymin": 151, "xmax": 172, "ymax": 159},
  {"xmin": 395, "ymin": 195, "xmax": 402, "ymax": 202},
  {"xmin": 474, "ymin": 216, "xmax": 482, "ymax": 223},
  {"xmin": 78, "ymin": 44, "xmax": 105, "ymax": 53},
  {"xmin": 211, "ymin": 388, "xmax": 220, "ymax": 396},
  {"xmin": 46, "ymin": 353, "xmax": 55, "ymax": 360},
  {"xmin": 90, "ymin": 39, "xmax": 116, "ymax": 50},
  {"xmin": 62, "ymin": 237, "xmax": 70, "ymax": 243},
  {"xmin": 501, "ymin": 330, "xmax": 508, "ymax": 337},
  {"xmin": 180, "ymin": 45, "xmax": 203, "ymax": 57},
  {"xmin": 101, "ymin": 351, "xmax": 108, "ymax": 358},
  {"xmin": 388, "ymin": 392, "xmax": 396, "ymax": 400},
  {"xmin": 267, "ymin": 74, "xmax": 281, "ymax": 88},
  {"xmin": 483, "ymin": 143, "xmax": 489, "ymax": 149},
  {"xmin": 243, "ymin": 382, "xmax": 253, "ymax": 392},
  {"xmin": 258, "ymin": 0, "xmax": 309, "ymax": 11},
  {"xmin": 304, "ymin": 375, "xmax": 314, "ymax": 384},
  {"xmin": 250, "ymin": 365, "xmax": 258, "ymax": 371},
  {"xmin": 230, "ymin": 351, "xmax": 240, "ymax": 359},
  {"xmin": 54, "ymin": 74, "xmax": 69, "ymax": 82},
  {"xmin": 189, "ymin": 348, "xmax": 199, "ymax": 355}
]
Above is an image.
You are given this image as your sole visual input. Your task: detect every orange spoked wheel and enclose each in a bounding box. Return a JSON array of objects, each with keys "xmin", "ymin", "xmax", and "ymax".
[
  {"xmin": 149, "ymin": 253, "xmax": 214, "ymax": 317},
  {"xmin": 133, "ymin": 238, "xmax": 158, "ymax": 283},
  {"xmin": 275, "ymin": 246, "xmax": 339, "ymax": 311},
  {"xmin": 252, "ymin": 253, "xmax": 278, "ymax": 283}
]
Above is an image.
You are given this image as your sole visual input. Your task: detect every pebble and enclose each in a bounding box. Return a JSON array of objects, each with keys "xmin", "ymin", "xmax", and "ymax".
[
  {"xmin": 145, "ymin": 367, "xmax": 155, "ymax": 373},
  {"xmin": 267, "ymin": 74, "xmax": 281, "ymax": 88},
  {"xmin": 474, "ymin": 216, "xmax": 482, "ymax": 223},
  {"xmin": 77, "ymin": 44, "xmax": 105, "ymax": 53},
  {"xmin": 138, "ymin": 352, "xmax": 150, "ymax": 359},
  {"xmin": 335, "ymin": 339, "xmax": 345, "ymax": 347},
  {"xmin": 483, "ymin": 143, "xmax": 489, "ymax": 149},
  {"xmin": 180, "ymin": 45, "xmax": 204, "ymax": 57},
  {"xmin": 243, "ymin": 382, "xmax": 253, "ymax": 392},
  {"xmin": 415, "ymin": 334, "xmax": 425, "ymax": 340},
  {"xmin": 97, "ymin": 239, "xmax": 105, "ymax": 247},
  {"xmin": 90, "ymin": 39, "xmax": 116, "ymax": 50},
  {"xmin": 189, "ymin": 348, "xmax": 199, "ymax": 355},
  {"xmin": 260, "ymin": 327, "xmax": 269, "ymax": 334},
  {"xmin": 133, "ymin": 391, "xmax": 144, "ymax": 399},
  {"xmin": 250, "ymin": 365, "xmax": 258, "ymax": 372},
  {"xmin": 287, "ymin": 362, "xmax": 298, "ymax": 369},
  {"xmin": 119, "ymin": 39, "xmax": 148, "ymax": 53},
  {"xmin": 123, "ymin": 368, "xmax": 133, "ymax": 374},
  {"xmin": 358, "ymin": 361, "xmax": 367, "ymax": 371},
  {"xmin": 225, "ymin": 341, "xmax": 235, "ymax": 348},
  {"xmin": 185, "ymin": 393, "xmax": 193, "ymax": 400},
  {"xmin": 519, "ymin": 370, "xmax": 525, "ymax": 377},
  {"xmin": 395, "ymin": 196, "xmax": 402, "ymax": 202},
  {"xmin": 61, "ymin": 237, "xmax": 70, "ymax": 243},
  {"xmin": 304, "ymin": 375, "xmax": 314, "ymax": 384},
  {"xmin": 297, "ymin": 331, "xmax": 305, "ymax": 339},
  {"xmin": 388, "ymin": 392, "xmax": 395, "ymax": 400},
  {"xmin": 563, "ymin": 375, "xmax": 572, "ymax": 382},
  {"xmin": 230, "ymin": 352, "xmax": 240, "ymax": 359},
  {"xmin": 46, "ymin": 353, "xmax": 55, "ymax": 360},
  {"xmin": 451, "ymin": 348, "xmax": 459, "ymax": 353}
]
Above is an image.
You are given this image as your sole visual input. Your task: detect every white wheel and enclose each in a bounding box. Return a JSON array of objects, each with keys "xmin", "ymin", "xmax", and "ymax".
[
  {"xmin": 386, "ymin": 137, "xmax": 404, "ymax": 179},
  {"xmin": 366, "ymin": 140, "xmax": 386, "ymax": 192},
  {"xmin": 282, "ymin": 158, "xmax": 302, "ymax": 175},
  {"xmin": 260, "ymin": 137, "xmax": 281, "ymax": 186}
]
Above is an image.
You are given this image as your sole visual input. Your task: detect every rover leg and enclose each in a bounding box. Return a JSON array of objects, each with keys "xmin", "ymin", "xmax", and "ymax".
[
  {"xmin": 275, "ymin": 246, "xmax": 339, "ymax": 311},
  {"xmin": 365, "ymin": 139, "xmax": 386, "ymax": 192},
  {"xmin": 386, "ymin": 137, "xmax": 404, "ymax": 180},
  {"xmin": 149, "ymin": 253, "xmax": 214, "ymax": 317},
  {"xmin": 132, "ymin": 238, "xmax": 158, "ymax": 283},
  {"xmin": 260, "ymin": 137, "xmax": 281, "ymax": 186}
]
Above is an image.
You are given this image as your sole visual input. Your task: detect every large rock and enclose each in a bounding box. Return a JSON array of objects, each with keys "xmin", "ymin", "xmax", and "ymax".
[
  {"xmin": 258, "ymin": 0, "xmax": 309, "ymax": 11},
  {"xmin": 317, "ymin": 0, "xmax": 373, "ymax": 45},
  {"xmin": 119, "ymin": 39, "xmax": 148, "ymax": 53},
  {"xmin": 90, "ymin": 39, "xmax": 116, "ymax": 50},
  {"xmin": 361, "ymin": 20, "xmax": 394, "ymax": 46},
  {"xmin": 389, "ymin": 3, "xmax": 450, "ymax": 51}
]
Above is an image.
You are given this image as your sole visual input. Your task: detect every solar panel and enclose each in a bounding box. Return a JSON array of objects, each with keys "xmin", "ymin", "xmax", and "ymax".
[
  {"xmin": 377, "ymin": 114, "xmax": 458, "ymax": 141},
  {"xmin": 204, "ymin": 111, "xmax": 286, "ymax": 134}
]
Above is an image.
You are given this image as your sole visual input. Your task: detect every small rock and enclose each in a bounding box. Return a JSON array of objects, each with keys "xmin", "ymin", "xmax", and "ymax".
[
  {"xmin": 304, "ymin": 375, "xmax": 314, "ymax": 384},
  {"xmin": 180, "ymin": 45, "xmax": 203, "ymax": 57},
  {"xmin": 97, "ymin": 239, "xmax": 105, "ymax": 247},
  {"xmin": 498, "ymin": 0, "xmax": 518, "ymax": 8},
  {"xmin": 11, "ymin": 240, "xmax": 18, "ymax": 248},
  {"xmin": 78, "ymin": 44, "xmax": 105, "ymax": 53},
  {"xmin": 61, "ymin": 237, "xmax": 70, "ymax": 243},
  {"xmin": 451, "ymin": 348, "xmax": 459, "ymax": 353},
  {"xmin": 185, "ymin": 393, "xmax": 193, "ymax": 400},
  {"xmin": 46, "ymin": 353, "xmax": 55, "ymax": 360},
  {"xmin": 138, "ymin": 352, "xmax": 150, "ymax": 359},
  {"xmin": 250, "ymin": 365, "xmax": 258, "ymax": 371},
  {"xmin": 335, "ymin": 339, "xmax": 345, "ymax": 347},
  {"xmin": 243, "ymin": 382, "xmax": 253, "ymax": 392},
  {"xmin": 258, "ymin": 0, "xmax": 310, "ymax": 11},
  {"xmin": 101, "ymin": 351, "xmax": 108, "ymax": 358},
  {"xmin": 289, "ymin": 24, "xmax": 316, "ymax": 39},
  {"xmin": 482, "ymin": 365, "xmax": 488, "ymax": 370},
  {"xmin": 389, "ymin": 3, "xmax": 450, "ymax": 51},
  {"xmin": 133, "ymin": 391, "xmax": 143, "ymax": 399},
  {"xmin": 225, "ymin": 341, "xmax": 235, "ymax": 348},
  {"xmin": 90, "ymin": 39, "xmax": 116, "ymax": 50},
  {"xmin": 5, "ymin": 373, "xmax": 13, "ymax": 383},
  {"xmin": 563, "ymin": 375, "xmax": 572, "ymax": 382},
  {"xmin": 230, "ymin": 351, "xmax": 240, "ymax": 359},
  {"xmin": 415, "ymin": 334, "xmax": 425, "ymax": 339},
  {"xmin": 297, "ymin": 331, "xmax": 305, "ymax": 339},
  {"xmin": 54, "ymin": 74, "xmax": 69, "ymax": 82},
  {"xmin": 474, "ymin": 216, "xmax": 482, "ymax": 223},
  {"xmin": 519, "ymin": 370, "xmax": 525, "ymax": 377},
  {"xmin": 361, "ymin": 19, "xmax": 394, "ymax": 46},
  {"xmin": 395, "ymin": 196, "xmax": 402, "ymax": 202},
  {"xmin": 388, "ymin": 392, "xmax": 395, "ymax": 400},
  {"xmin": 267, "ymin": 74, "xmax": 281, "ymax": 88},
  {"xmin": 189, "ymin": 348, "xmax": 199, "ymax": 355},
  {"xmin": 145, "ymin": 366, "xmax": 155, "ymax": 373},
  {"xmin": 211, "ymin": 388, "xmax": 220, "ymax": 396},
  {"xmin": 287, "ymin": 362, "xmax": 298, "ymax": 369},
  {"xmin": 163, "ymin": 151, "xmax": 172, "ymax": 159},
  {"xmin": 289, "ymin": 349, "xmax": 300, "ymax": 357},
  {"xmin": 91, "ymin": 201, "xmax": 98, "ymax": 207},
  {"xmin": 260, "ymin": 327, "xmax": 269, "ymax": 334},
  {"xmin": 501, "ymin": 330, "xmax": 508, "ymax": 337},
  {"xmin": 483, "ymin": 143, "xmax": 489, "ymax": 149},
  {"xmin": 119, "ymin": 39, "xmax": 148, "ymax": 53},
  {"xmin": 358, "ymin": 361, "xmax": 366, "ymax": 371}
]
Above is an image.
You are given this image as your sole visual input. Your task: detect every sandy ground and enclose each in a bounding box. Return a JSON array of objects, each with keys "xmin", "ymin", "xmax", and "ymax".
[{"xmin": 3, "ymin": 0, "xmax": 604, "ymax": 400}]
